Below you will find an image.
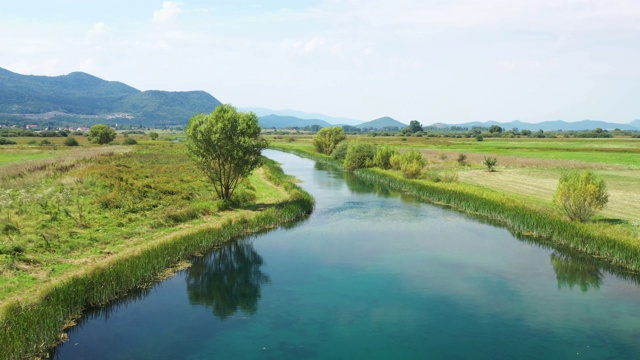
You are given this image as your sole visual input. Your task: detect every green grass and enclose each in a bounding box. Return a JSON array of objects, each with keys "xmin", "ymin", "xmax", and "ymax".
[{"xmin": 0, "ymin": 141, "xmax": 314, "ymax": 359}]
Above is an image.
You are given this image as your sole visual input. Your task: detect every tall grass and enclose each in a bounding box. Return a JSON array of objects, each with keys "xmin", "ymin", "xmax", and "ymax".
[{"xmin": 0, "ymin": 158, "xmax": 314, "ymax": 360}]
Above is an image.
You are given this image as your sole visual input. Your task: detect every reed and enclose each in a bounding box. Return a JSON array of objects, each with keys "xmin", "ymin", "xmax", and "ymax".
[{"xmin": 0, "ymin": 158, "xmax": 314, "ymax": 360}]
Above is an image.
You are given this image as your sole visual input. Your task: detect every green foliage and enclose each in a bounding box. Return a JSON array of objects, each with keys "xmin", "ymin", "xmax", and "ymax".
[
  {"xmin": 489, "ymin": 125, "xmax": 503, "ymax": 133},
  {"xmin": 475, "ymin": 134, "xmax": 484, "ymax": 141},
  {"xmin": 456, "ymin": 153, "xmax": 467, "ymax": 165},
  {"xmin": 122, "ymin": 137, "xmax": 138, "ymax": 145},
  {"xmin": 0, "ymin": 138, "xmax": 16, "ymax": 145},
  {"xmin": 313, "ymin": 126, "xmax": 346, "ymax": 155},
  {"xmin": 407, "ymin": 120, "xmax": 423, "ymax": 133},
  {"xmin": 372, "ymin": 145, "xmax": 397, "ymax": 170},
  {"xmin": 397, "ymin": 150, "xmax": 426, "ymax": 179},
  {"xmin": 148, "ymin": 131, "xmax": 159, "ymax": 140},
  {"xmin": 88, "ymin": 124, "xmax": 116, "ymax": 144},
  {"xmin": 343, "ymin": 143, "xmax": 376, "ymax": 171},
  {"xmin": 554, "ymin": 171, "xmax": 609, "ymax": 223},
  {"xmin": 63, "ymin": 136, "xmax": 79, "ymax": 146},
  {"xmin": 39, "ymin": 139, "xmax": 51, "ymax": 146},
  {"xmin": 483, "ymin": 156, "xmax": 497, "ymax": 172},
  {"xmin": 331, "ymin": 141, "xmax": 350, "ymax": 160},
  {"xmin": 186, "ymin": 104, "xmax": 268, "ymax": 201}
]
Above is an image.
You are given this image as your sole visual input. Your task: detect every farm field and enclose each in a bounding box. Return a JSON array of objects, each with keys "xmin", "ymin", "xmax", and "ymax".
[
  {"xmin": 269, "ymin": 134, "xmax": 640, "ymax": 232},
  {"xmin": 0, "ymin": 135, "xmax": 292, "ymax": 306}
]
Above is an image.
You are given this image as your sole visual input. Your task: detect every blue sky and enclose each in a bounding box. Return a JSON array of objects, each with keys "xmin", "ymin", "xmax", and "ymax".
[{"xmin": 1, "ymin": 1, "xmax": 639, "ymax": 124}]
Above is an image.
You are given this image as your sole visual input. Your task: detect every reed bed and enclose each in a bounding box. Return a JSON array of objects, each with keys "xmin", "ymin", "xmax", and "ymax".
[{"xmin": 0, "ymin": 158, "xmax": 314, "ymax": 360}]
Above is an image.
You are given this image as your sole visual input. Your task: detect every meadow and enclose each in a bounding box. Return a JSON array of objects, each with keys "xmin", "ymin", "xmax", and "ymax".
[{"xmin": 0, "ymin": 133, "xmax": 314, "ymax": 358}]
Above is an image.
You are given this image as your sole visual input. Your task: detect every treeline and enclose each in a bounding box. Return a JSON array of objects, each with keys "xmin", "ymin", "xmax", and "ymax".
[{"xmin": 0, "ymin": 128, "xmax": 70, "ymax": 137}]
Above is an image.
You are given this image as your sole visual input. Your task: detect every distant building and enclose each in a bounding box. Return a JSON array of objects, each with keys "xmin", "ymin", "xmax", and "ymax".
[{"xmin": 26, "ymin": 124, "xmax": 38, "ymax": 129}]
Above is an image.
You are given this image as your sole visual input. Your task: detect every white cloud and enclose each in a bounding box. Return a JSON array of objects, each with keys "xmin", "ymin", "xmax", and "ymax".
[{"xmin": 152, "ymin": 2, "xmax": 183, "ymax": 23}]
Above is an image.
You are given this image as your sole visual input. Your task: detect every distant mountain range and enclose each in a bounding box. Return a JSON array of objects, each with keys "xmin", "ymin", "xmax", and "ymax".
[
  {"xmin": 258, "ymin": 115, "xmax": 331, "ymax": 129},
  {"xmin": 242, "ymin": 107, "xmax": 362, "ymax": 126},
  {"xmin": 355, "ymin": 116, "xmax": 406, "ymax": 130},
  {"xmin": 0, "ymin": 67, "xmax": 221, "ymax": 125}
]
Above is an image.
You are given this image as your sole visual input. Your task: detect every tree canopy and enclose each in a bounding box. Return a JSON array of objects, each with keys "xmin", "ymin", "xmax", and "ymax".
[
  {"xmin": 313, "ymin": 126, "xmax": 346, "ymax": 155},
  {"xmin": 186, "ymin": 104, "xmax": 268, "ymax": 201},
  {"xmin": 88, "ymin": 124, "xmax": 116, "ymax": 144},
  {"xmin": 554, "ymin": 170, "xmax": 608, "ymax": 222}
]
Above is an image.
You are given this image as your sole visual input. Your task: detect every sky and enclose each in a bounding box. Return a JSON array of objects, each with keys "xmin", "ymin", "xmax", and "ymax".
[{"xmin": 1, "ymin": 1, "xmax": 639, "ymax": 124}]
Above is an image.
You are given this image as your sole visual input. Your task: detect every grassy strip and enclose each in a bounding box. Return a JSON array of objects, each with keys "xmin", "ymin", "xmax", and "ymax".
[
  {"xmin": 271, "ymin": 145, "xmax": 640, "ymax": 272},
  {"xmin": 0, "ymin": 157, "xmax": 314, "ymax": 359}
]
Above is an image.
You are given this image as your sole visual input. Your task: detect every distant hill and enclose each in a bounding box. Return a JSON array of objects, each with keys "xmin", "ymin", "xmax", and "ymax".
[
  {"xmin": 432, "ymin": 119, "xmax": 640, "ymax": 131},
  {"xmin": 242, "ymin": 107, "xmax": 362, "ymax": 126},
  {"xmin": 0, "ymin": 67, "xmax": 221, "ymax": 125},
  {"xmin": 356, "ymin": 116, "xmax": 407, "ymax": 130},
  {"xmin": 258, "ymin": 114, "xmax": 331, "ymax": 129}
]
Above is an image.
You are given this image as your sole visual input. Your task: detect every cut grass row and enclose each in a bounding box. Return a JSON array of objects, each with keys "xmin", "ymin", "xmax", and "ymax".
[{"xmin": 0, "ymin": 152, "xmax": 314, "ymax": 359}]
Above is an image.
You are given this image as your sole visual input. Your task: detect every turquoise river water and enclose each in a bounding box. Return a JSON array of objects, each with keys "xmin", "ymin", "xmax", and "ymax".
[{"xmin": 50, "ymin": 150, "xmax": 640, "ymax": 359}]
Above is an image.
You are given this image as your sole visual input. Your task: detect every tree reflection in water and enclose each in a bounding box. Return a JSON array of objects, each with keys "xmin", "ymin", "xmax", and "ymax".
[
  {"xmin": 186, "ymin": 239, "xmax": 270, "ymax": 319},
  {"xmin": 550, "ymin": 251, "xmax": 603, "ymax": 292}
]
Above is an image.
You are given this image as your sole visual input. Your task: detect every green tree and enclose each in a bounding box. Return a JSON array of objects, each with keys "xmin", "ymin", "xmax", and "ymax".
[
  {"xmin": 408, "ymin": 120, "xmax": 423, "ymax": 133},
  {"xmin": 88, "ymin": 124, "xmax": 116, "ymax": 144},
  {"xmin": 186, "ymin": 104, "xmax": 268, "ymax": 201},
  {"xmin": 343, "ymin": 143, "xmax": 376, "ymax": 171},
  {"xmin": 488, "ymin": 125, "xmax": 503, "ymax": 134},
  {"xmin": 372, "ymin": 145, "xmax": 397, "ymax": 169},
  {"xmin": 313, "ymin": 126, "xmax": 346, "ymax": 155},
  {"xmin": 149, "ymin": 131, "xmax": 159, "ymax": 140},
  {"xmin": 553, "ymin": 170, "xmax": 608, "ymax": 222},
  {"xmin": 63, "ymin": 136, "xmax": 79, "ymax": 146}
]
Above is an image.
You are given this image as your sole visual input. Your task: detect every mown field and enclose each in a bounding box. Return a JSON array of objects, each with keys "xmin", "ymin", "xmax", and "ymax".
[
  {"xmin": 0, "ymin": 133, "xmax": 291, "ymax": 306},
  {"xmin": 269, "ymin": 134, "xmax": 640, "ymax": 235}
]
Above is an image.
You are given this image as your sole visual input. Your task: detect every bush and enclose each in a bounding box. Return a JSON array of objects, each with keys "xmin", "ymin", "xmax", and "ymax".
[
  {"xmin": 343, "ymin": 143, "xmax": 376, "ymax": 171},
  {"xmin": 123, "ymin": 137, "xmax": 138, "ymax": 145},
  {"xmin": 483, "ymin": 156, "xmax": 497, "ymax": 172},
  {"xmin": 475, "ymin": 135, "xmax": 484, "ymax": 141},
  {"xmin": 313, "ymin": 126, "xmax": 346, "ymax": 155},
  {"xmin": 88, "ymin": 124, "xmax": 117, "ymax": 144},
  {"xmin": 39, "ymin": 139, "xmax": 51, "ymax": 146},
  {"xmin": 456, "ymin": 153, "xmax": 467, "ymax": 166},
  {"xmin": 399, "ymin": 150, "xmax": 426, "ymax": 179},
  {"xmin": 331, "ymin": 141, "xmax": 350, "ymax": 160},
  {"xmin": 149, "ymin": 132, "xmax": 159, "ymax": 140},
  {"xmin": 372, "ymin": 145, "xmax": 397, "ymax": 169},
  {"xmin": 63, "ymin": 136, "xmax": 79, "ymax": 146},
  {"xmin": 0, "ymin": 138, "xmax": 17, "ymax": 145},
  {"xmin": 553, "ymin": 170, "xmax": 609, "ymax": 222}
]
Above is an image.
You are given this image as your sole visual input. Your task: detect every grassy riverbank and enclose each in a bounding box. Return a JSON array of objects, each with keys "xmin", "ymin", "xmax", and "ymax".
[
  {"xmin": 270, "ymin": 136, "xmax": 640, "ymax": 271},
  {"xmin": 0, "ymin": 137, "xmax": 314, "ymax": 359}
]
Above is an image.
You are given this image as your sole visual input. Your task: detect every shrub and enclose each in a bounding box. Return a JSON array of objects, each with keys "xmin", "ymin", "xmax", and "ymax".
[
  {"xmin": 343, "ymin": 143, "xmax": 376, "ymax": 171},
  {"xmin": 553, "ymin": 170, "xmax": 609, "ymax": 223},
  {"xmin": 456, "ymin": 153, "xmax": 467, "ymax": 166},
  {"xmin": 475, "ymin": 135, "xmax": 484, "ymax": 141},
  {"xmin": 313, "ymin": 126, "xmax": 346, "ymax": 155},
  {"xmin": 483, "ymin": 156, "xmax": 497, "ymax": 172},
  {"xmin": 88, "ymin": 124, "xmax": 116, "ymax": 144},
  {"xmin": 372, "ymin": 145, "xmax": 397, "ymax": 169},
  {"xmin": 63, "ymin": 137, "xmax": 79, "ymax": 146},
  {"xmin": 123, "ymin": 137, "xmax": 138, "ymax": 145},
  {"xmin": 331, "ymin": 141, "xmax": 350, "ymax": 160},
  {"xmin": 399, "ymin": 150, "xmax": 426, "ymax": 179},
  {"xmin": 0, "ymin": 138, "xmax": 17, "ymax": 145},
  {"xmin": 39, "ymin": 139, "xmax": 51, "ymax": 146},
  {"xmin": 149, "ymin": 132, "xmax": 159, "ymax": 140}
]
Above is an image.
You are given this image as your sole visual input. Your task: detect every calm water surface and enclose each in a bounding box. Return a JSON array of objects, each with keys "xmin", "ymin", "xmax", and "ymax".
[{"xmin": 51, "ymin": 150, "xmax": 640, "ymax": 359}]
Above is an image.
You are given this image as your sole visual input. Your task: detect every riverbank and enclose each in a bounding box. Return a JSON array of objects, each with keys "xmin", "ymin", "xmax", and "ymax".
[
  {"xmin": 0, "ymin": 140, "xmax": 314, "ymax": 359},
  {"xmin": 270, "ymin": 142, "xmax": 640, "ymax": 272}
]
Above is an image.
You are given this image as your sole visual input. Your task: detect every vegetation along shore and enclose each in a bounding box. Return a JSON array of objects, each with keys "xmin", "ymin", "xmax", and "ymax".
[
  {"xmin": 0, "ymin": 131, "xmax": 314, "ymax": 359},
  {"xmin": 269, "ymin": 132, "xmax": 640, "ymax": 272}
]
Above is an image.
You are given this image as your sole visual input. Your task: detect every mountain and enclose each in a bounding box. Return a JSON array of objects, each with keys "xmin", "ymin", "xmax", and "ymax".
[
  {"xmin": 431, "ymin": 119, "xmax": 640, "ymax": 131},
  {"xmin": 258, "ymin": 114, "xmax": 331, "ymax": 128},
  {"xmin": 0, "ymin": 67, "xmax": 221, "ymax": 125},
  {"xmin": 356, "ymin": 116, "xmax": 407, "ymax": 130},
  {"xmin": 242, "ymin": 107, "xmax": 362, "ymax": 126}
]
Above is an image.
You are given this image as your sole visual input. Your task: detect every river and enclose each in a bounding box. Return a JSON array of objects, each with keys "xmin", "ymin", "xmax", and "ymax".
[{"xmin": 50, "ymin": 150, "xmax": 640, "ymax": 359}]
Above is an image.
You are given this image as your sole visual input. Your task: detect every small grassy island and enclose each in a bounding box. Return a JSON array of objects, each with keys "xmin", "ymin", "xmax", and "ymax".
[{"xmin": 0, "ymin": 132, "xmax": 313, "ymax": 359}]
